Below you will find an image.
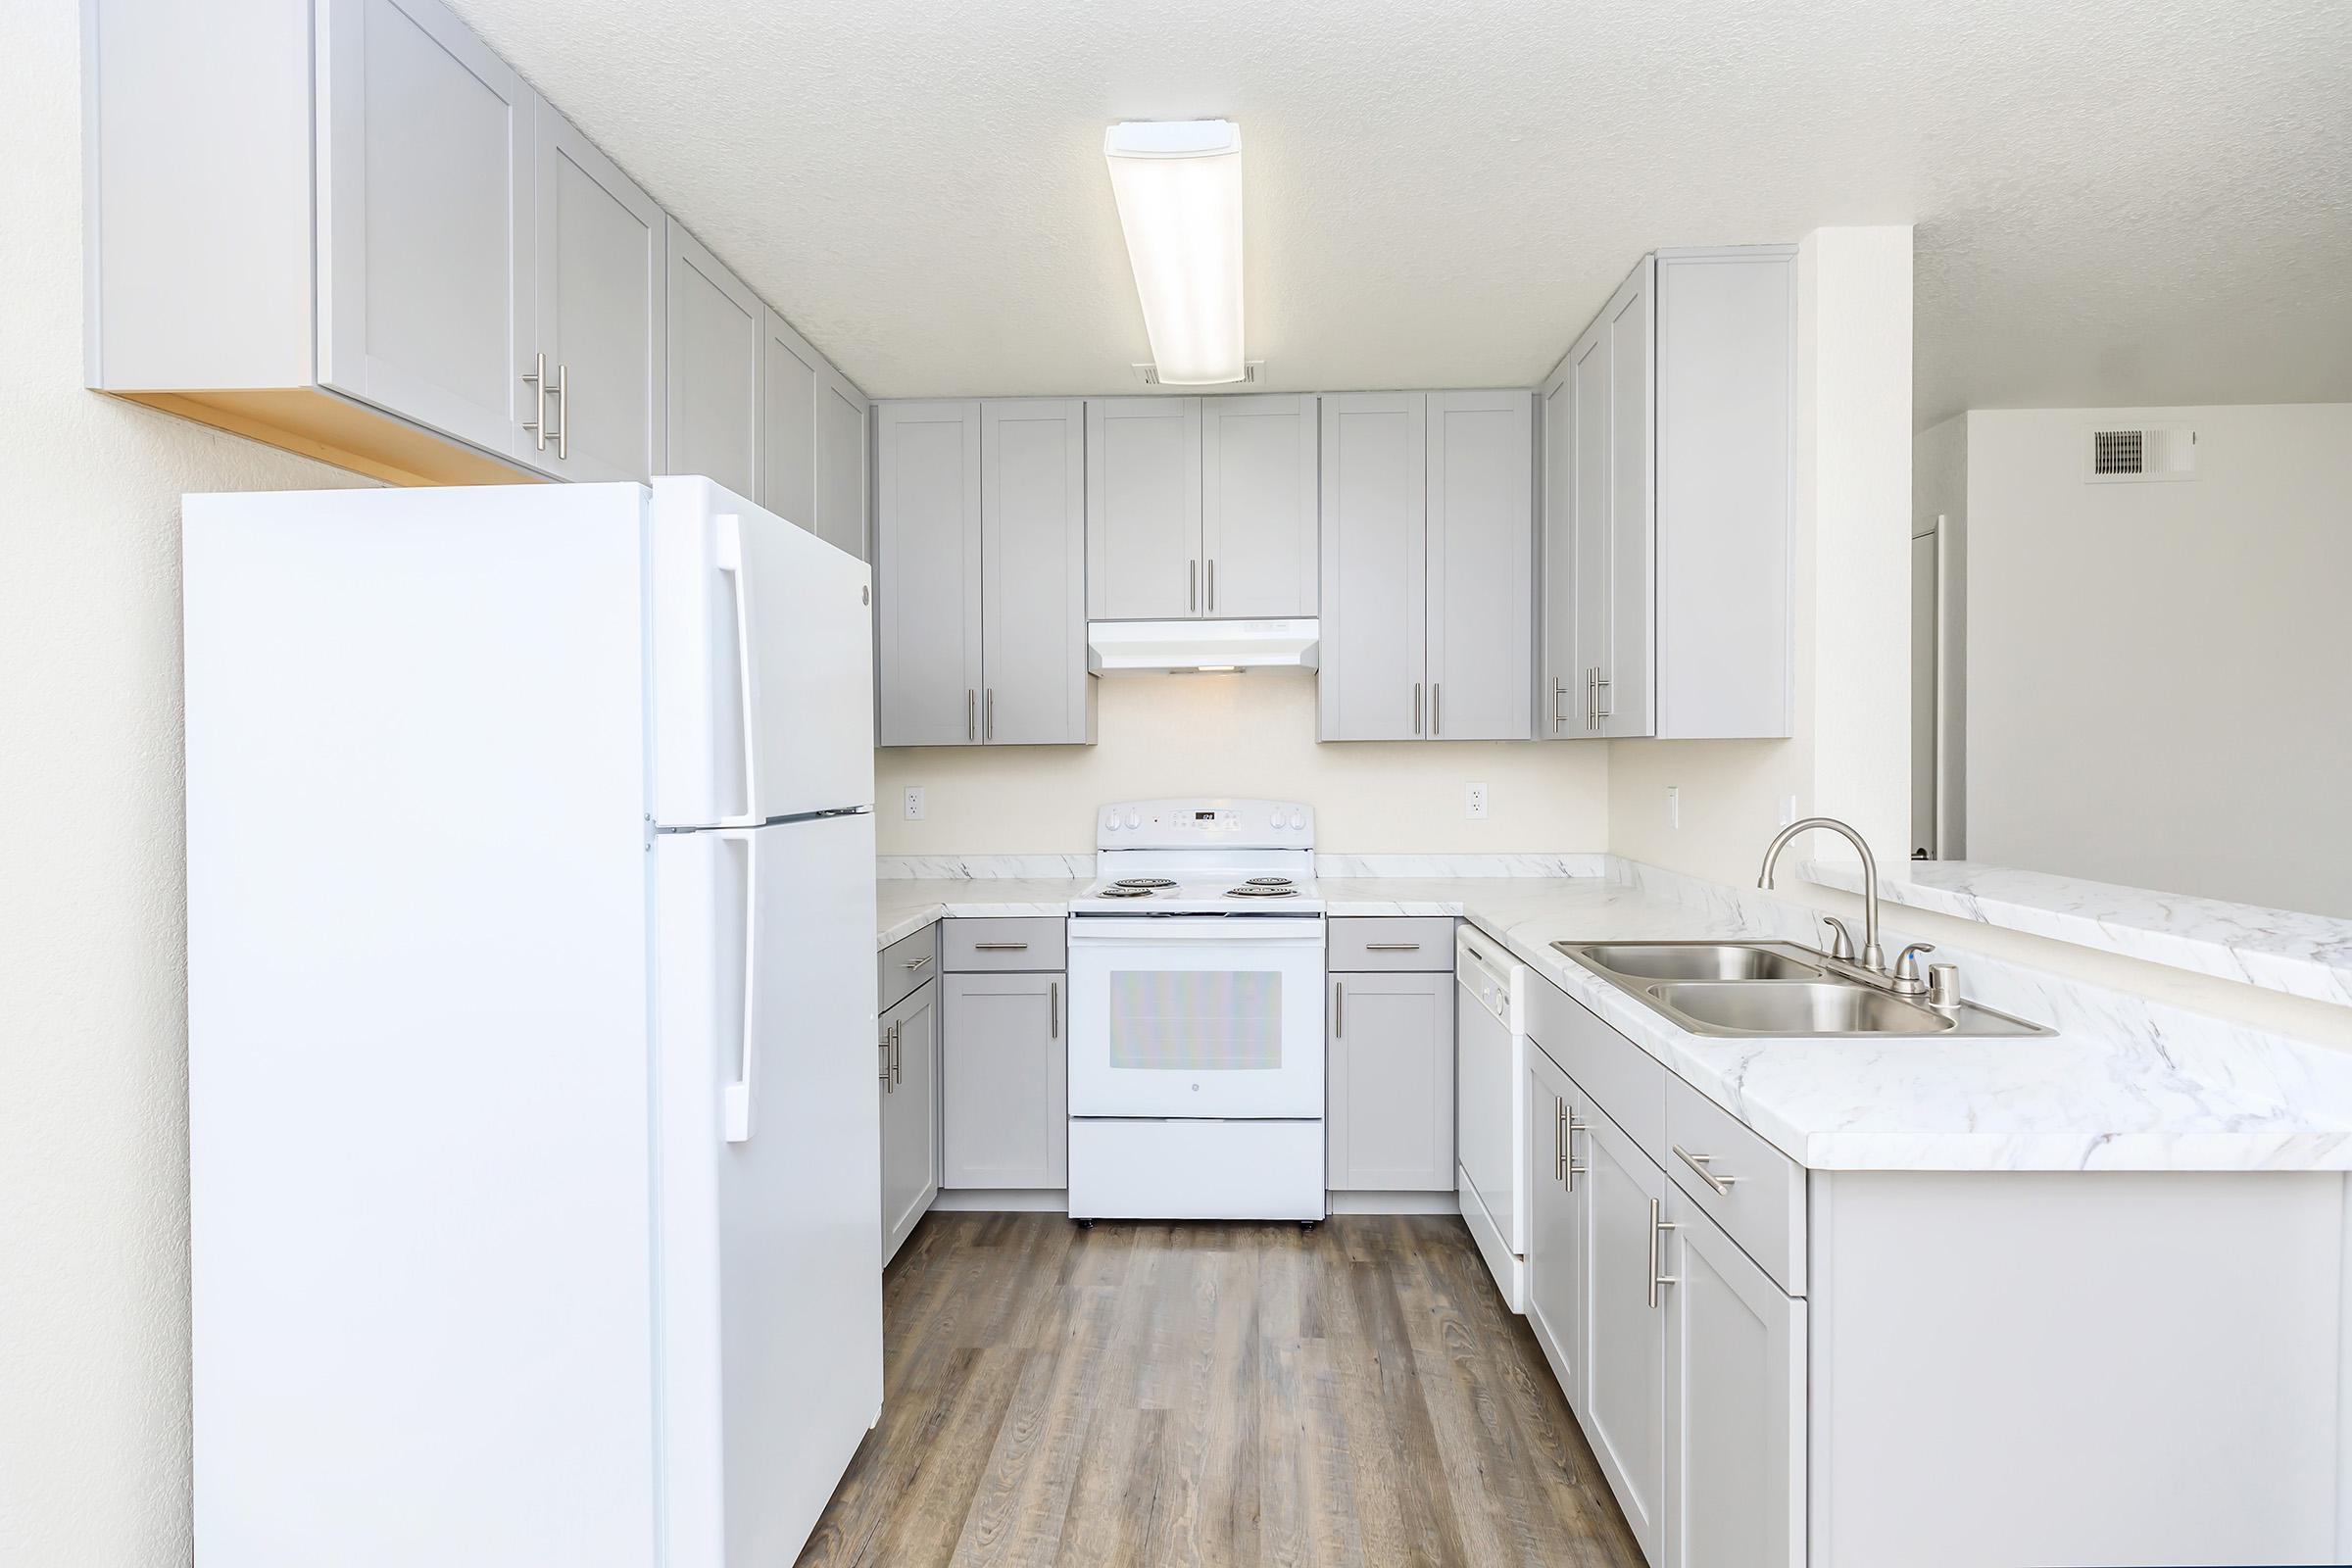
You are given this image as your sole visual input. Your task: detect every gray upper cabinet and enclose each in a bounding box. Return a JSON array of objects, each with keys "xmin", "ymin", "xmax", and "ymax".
[
  {"xmin": 1319, "ymin": 393, "xmax": 1428, "ymax": 741},
  {"xmin": 816, "ymin": 369, "xmax": 871, "ymax": 562},
  {"xmin": 980, "ymin": 402, "xmax": 1094, "ymax": 745},
  {"xmin": 1426, "ymin": 391, "xmax": 1534, "ymax": 740},
  {"xmin": 1201, "ymin": 394, "xmax": 1319, "ymax": 618},
  {"xmin": 530, "ymin": 96, "xmax": 663, "ymax": 483},
  {"xmin": 662, "ymin": 219, "xmax": 760, "ymax": 498},
  {"xmin": 1320, "ymin": 391, "xmax": 1531, "ymax": 742},
  {"xmin": 1086, "ymin": 398, "xmax": 1201, "ymax": 619},
  {"xmin": 759, "ymin": 310, "xmax": 820, "ymax": 531},
  {"xmin": 876, "ymin": 402, "xmax": 984, "ymax": 746},
  {"xmin": 317, "ymin": 0, "xmax": 533, "ymax": 465},
  {"xmin": 1543, "ymin": 248, "xmax": 1792, "ymax": 740}
]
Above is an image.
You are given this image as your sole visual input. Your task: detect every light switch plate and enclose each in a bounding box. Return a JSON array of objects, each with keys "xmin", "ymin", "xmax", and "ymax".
[
  {"xmin": 1668, "ymin": 785, "xmax": 1680, "ymax": 829},
  {"xmin": 902, "ymin": 786, "xmax": 925, "ymax": 821},
  {"xmin": 1465, "ymin": 782, "xmax": 1489, "ymax": 820}
]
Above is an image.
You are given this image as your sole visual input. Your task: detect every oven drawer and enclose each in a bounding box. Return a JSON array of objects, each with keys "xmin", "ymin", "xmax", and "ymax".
[{"xmin": 941, "ymin": 916, "xmax": 1065, "ymax": 972}]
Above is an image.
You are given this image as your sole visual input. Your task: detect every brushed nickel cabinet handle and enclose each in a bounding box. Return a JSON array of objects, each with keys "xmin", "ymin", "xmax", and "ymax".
[
  {"xmin": 1413, "ymin": 681, "xmax": 1423, "ymax": 736},
  {"xmin": 1190, "ymin": 560, "xmax": 1199, "ymax": 612},
  {"xmin": 1567, "ymin": 1114, "xmax": 1587, "ymax": 1191},
  {"xmin": 879, "ymin": 1027, "xmax": 892, "ymax": 1087},
  {"xmin": 1648, "ymin": 1198, "xmax": 1680, "ymax": 1308},
  {"xmin": 1551, "ymin": 674, "xmax": 1566, "ymax": 734},
  {"xmin": 1049, "ymin": 980, "xmax": 1058, "ymax": 1039},
  {"xmin": 1334, "ymin": 979, "xmax": 1344, "ymax": 1037},
  {"xmin": 1363, "ymin": 942, "xmax": 1420, "ymax": 952},
  {"xmin": 1207, "ymin": 558, "xmax": 1216, "ymax": 612},
  {"xmin": 986, "ymin": 688, "xmax": 995, "ymax": 742},
  {"xmin": 552, "ymin": 361, "xmax": 568, "ymax": 461},
  {"xmin": 1432, "ymin": 682, "xmax": 1442, "ymax": 736},
  {"xmin": 890, "ymin": 1021, "xmax": 902, "ymax": 1087},
  {"xmin": 1553, "ymin": 1096, "xmax": 1566, "ymax": 1179},
  {"xmin": 1672, "ymin": 1144, "xmax": 1739, "ymax": 1197},
  {"xmin": 972, "ymin": 941, "xmax": 1030, "ymax": 952},
  {"xmin": 521, "ymin": 352, "xmax": 546, "ymax": 450},
  {"xmin": 966, "ymin": 689, "xmax": 976, "ymax": 742},
  {"xmin": 903, "ymin": 953, "xmax": 933, "ymax": 971}
]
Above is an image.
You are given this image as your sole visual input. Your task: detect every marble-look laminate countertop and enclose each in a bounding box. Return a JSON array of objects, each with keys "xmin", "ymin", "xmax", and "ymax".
[{"xmin": 873, "ymin": 875, "xmax": 2352, "ymax": 1174}]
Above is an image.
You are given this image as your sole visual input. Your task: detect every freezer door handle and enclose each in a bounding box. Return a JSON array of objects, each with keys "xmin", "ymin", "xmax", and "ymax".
[
  {"xmin": 712, "ymin": 514, "xmax": 760, "ymax": 821},
  {"xmin": 717, "ymin": 827, "xmax": 759, "ymax": 1142}
]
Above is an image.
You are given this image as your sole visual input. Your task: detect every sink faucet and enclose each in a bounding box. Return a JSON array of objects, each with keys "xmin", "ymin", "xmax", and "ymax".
[{"xmin": 1757, "ymin": 816, "xmax": 1886, "ymax": 974}]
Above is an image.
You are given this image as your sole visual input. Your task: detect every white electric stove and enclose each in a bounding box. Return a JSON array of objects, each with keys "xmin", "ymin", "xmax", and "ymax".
[{"xmin": 1065, "ymin": 799, "xmax": 1328, "ymax": 1225}]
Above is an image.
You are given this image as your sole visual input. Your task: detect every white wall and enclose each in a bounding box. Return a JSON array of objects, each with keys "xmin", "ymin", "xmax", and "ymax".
[
  {"xmin": 1960, "ymin": 403, "xmax": 2352, "ymax": 916},
  {"xmin": 0, "ymin": 7, "xmax": 370, "ymax": 1562},
  {"xmin": 1609, "ymin": 226, "xmax": 1914, "ymax": 887},
  {"xmin": 876, "ymin": 669, "xmax": 1609, "ymax": 854}
]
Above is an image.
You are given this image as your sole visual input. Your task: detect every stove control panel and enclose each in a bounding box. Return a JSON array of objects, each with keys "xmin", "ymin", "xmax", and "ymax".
[{"xmin": 1096, "ymin": 798, "xmax": 1315, "ymax": 849}]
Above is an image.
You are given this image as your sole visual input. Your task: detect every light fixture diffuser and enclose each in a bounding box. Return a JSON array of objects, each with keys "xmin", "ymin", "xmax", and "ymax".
[{"xmin": 1103, "ymin": 120, "xmax": 1245, "ymax": 386}]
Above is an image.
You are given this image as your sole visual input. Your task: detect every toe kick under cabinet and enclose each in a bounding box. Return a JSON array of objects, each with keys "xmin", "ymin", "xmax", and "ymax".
[{"xmin": 1518, "ymin": 966, "xmax": 2352, "ymax": 1568}]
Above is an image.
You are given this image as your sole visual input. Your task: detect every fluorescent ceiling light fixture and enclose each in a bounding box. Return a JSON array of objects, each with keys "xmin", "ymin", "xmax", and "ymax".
[{"xmin": 1103, "ymin": 120, "xmax": 1245, "ymax": 386}]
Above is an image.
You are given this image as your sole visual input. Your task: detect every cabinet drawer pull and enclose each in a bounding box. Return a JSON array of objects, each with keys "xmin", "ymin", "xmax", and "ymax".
[
  {"xmin": 967, "ymin": 689, "xmax": 976, "ymax": 742},
  {"xmin": 1049, "ymin": 980, "xmax": 1058, "ymax": 1039},
  {"xmin": 1648, "ymin": 1198, "xmax": 1680, "ymax": 1308},
  {"xmin": 1207, "ymin": 558, "xmax": 1216, "ymax": 612},
  {"xmin": 1553, "ymin": 1097, "xmax": 1566, "ymax": 1179},
  {"xmin": 972, "ymin": 941, "xmax": 1030, "ymax": 951},
  {"xmin": 890, "ymin": 1021, "xmax": 902, "ymax": 1087},
  {"xmin": 1334, "ymin": 979, "xmax": 1344, "ymax": 1037},
  {"xmin": 1363, "ymin": 942, "xmax": 1421, "ymax": 952},
  {"xmin": 1431, "ymin": 681, "xmax": 1441, "ymax": 736},
  {"xmin": 879, "ymin": 1027, "xmax": 893, "ymax": 1087},
  {"xmin": 902, "ymin": 953, "xmax": 933, "ymax": 971},
  {"xmin": 986, "ymin": 687, "xmax": 995, "ymax": 741},
  {"xmin": 1413, "ymin": 681, "xmax": 1423, "ymax": 735},
  {"xmin": 1190, "ymin": 560, "xmax": 1199, "ymax": 612},
  {"xmin": 1672, "ymin": 1144, "xmax": 1739, "ymax": 1197},
  {"xmin": 1566, "ymin": 1114, "xmax": 1587, "ymax": 1191},
  {"xmin": 552, "ymin": 361, "xmax": 568, "ymax": 461}
]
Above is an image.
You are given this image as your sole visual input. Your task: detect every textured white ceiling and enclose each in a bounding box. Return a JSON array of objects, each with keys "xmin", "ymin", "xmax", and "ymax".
[{"xmin": 449, "ymin": 0, "xmax": 2352, "ymax": 422}]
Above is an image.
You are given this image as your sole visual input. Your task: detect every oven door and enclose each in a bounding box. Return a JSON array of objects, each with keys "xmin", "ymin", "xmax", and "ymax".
[{"xmin": 1065, "ymin": 916, "xmax": 1326, "ymax": 1119}]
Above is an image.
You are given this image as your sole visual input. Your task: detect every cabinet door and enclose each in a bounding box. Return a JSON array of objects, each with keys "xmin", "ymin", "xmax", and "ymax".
[
  {"xmin": 1581, "ymin": 1102, "xmax": 1668, "ymax": 1564},
  {"xmin": 880, "ymin": 980, "xmax": 941, "ymax": 1265},
  {"xmin": 531, "ymin": 96, "xmax": 662, "ymax": 483},
  {"xmin": 1086, "ymin": 398, "xmax": 1201, "ymax": 619},
  {"xmin": 1568, "ymin": 321, "xmax": 1610, "ymax": 738},
  {"xmin": 875, "ymin": 402, "xmax": 983, "ymax": 746},
  {"xmin": 980, "ymin": 401, "xmax": 1091, "ymax": 745},
  {"xmin": 1603, "ymin": 258, "xmax": 1657, "ymax": 737},
  {"xmin": 1326, "ymin": 972, "xmax": 1453, "ymax": 1191},
  {"xmin": 816, "ymin": 368, "xmax": 870, "ymax": 562},
  {"xmin": 1426, "ymin": 390, "xmax": 1533, "ymax": 741},
  {"xmin": 1318, "ymin": 393, "xmax": 1428, "ymax": 741},
  {"xmin": 942, "ymin": 973, "xmax": 1067, "ymax": 1189},
  {"xmin": 662, "ymin": 219, "xmax": 760, "ymax": 497},
  {"xmin": 759, "ymin": 309, "xmax": 819, "ymax": 533},
  {"xmin": 1664, "ymin": 1193, "xmax": 1805, "ymax": 1568},
  {"xmin": 1537, "ymin": 367, "xmax": 1580, "ymax": 739},
  {"xmin": 317, "ymin": 0, "xmax": 531, "ymax": 462},
  {"xmin": 1201, "ymin": 394, "xmax": 1318, "ymax": 618},
  {"xmin": 1525, "ymin": 1049, "xmax": 1585, "ymax": 1412}
]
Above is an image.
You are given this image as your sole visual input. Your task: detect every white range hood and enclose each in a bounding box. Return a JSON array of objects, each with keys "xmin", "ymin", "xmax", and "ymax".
[{"xmin": 1087, "ymin": 618, "xmax": 1319, "ymax": 674}]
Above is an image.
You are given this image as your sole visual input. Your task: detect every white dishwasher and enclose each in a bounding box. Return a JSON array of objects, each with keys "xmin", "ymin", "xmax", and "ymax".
[{"xmin": 1455, "ymin": 928, "xmax": 1529, "ymax": 1310}]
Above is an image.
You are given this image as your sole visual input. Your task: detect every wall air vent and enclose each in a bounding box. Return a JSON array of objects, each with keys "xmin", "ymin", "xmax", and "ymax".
[{"xmin": 2085, "ymin": 424, "xmax": 2196, "ymax": 483}]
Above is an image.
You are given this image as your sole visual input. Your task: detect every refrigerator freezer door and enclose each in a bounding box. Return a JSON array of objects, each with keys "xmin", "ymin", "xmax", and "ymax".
[
  {"xmin": 654, "ymin": 808, "xmax": 882, "ymax": 1565},
  {"xmin": 652, "ymin": 476, "xmax": 875, "ymax": 828}
]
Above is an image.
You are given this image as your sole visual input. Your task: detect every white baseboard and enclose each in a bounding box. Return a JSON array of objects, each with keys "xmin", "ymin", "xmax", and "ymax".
[
  {"xmin": 1328, "ymin": 1190, "xmax": 1462, "ymax": 1215},
  {"xmin": 932, "ymin": 1189, "xmax": 1068, "ymax": 1213}
]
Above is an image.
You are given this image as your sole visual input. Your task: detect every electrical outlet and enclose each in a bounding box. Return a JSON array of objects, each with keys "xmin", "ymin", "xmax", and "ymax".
[
  {"xmin": 1667, "ymin": 785, "xmax": 1680, "ymax": 829},
  {"xmin": 902, "ymin": 785, "xmax": 926, "ymax": 821},
  {"xmin": 1780, "ymin": 794, "xmax": 1798, "ymax": 827},
  {"xmin": 1465, "ymin": 782, "xmax": 1489, "ymax": 820}
]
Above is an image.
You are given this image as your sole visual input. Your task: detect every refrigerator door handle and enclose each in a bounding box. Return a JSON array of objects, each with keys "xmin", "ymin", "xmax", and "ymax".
[
  {"xmin": 717, "ymin": 827, "xmax": 759, "ymax": 1142},
  {"xmin": 711, "ymin": 514, "xmax": 760, "ymax": 822}
]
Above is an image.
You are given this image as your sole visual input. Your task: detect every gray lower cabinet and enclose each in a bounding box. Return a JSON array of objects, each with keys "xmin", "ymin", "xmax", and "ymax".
[
  {"xmin": 1526, "ymin": 1047, "xmax": 1588, "ymax": 1410},
  {"xmin": 1319, "ymin": 390, "xmax": 1532, "ymax": 741},
  {"xmin": 1579, "ymin": 1094, "xmax": 1670, "ymax": 1565},
  {"xmin": 942, "ymin": 971, "xmax": 1067, "ymax": 1189},
  {"xmin": 1326, "ymin": 971, "xmax": 1454, "ymax": 1191},
  {"xmin": 662, "ymin": 219, "xmax": 761, "ymax": 498},
  {"xmin": 1663, "ymin": 1190, "xmax": 1804, "ymax": 1568},
  {"xmin": 878, "ymin": 977, "xmax": 941, "ymax": 1265}
]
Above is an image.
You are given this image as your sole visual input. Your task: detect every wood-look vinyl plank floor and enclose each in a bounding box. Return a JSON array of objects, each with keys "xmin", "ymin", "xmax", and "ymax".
[{"xmin": 796, "ymin": 1212, "xmax": 1646, "ymax": 1568}]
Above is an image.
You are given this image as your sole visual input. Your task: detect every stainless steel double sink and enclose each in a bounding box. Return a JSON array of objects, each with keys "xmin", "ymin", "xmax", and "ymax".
[{"xmin": 1553, "ymin": 941, "xmax": 2052, "ymax": 1039}]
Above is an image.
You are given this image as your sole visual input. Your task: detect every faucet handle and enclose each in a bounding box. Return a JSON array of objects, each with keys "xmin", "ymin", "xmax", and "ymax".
[
  {"xmin": 1892, "ymin": 942, "xmax": 1936, "ymax": 995},
  {"xmin": 1819, "ymin": 915, "xmax": 1857, "ymax": 962}
]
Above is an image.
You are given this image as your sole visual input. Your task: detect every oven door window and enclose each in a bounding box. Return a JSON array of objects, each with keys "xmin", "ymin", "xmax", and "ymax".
[{"xmin": 1107, "ymin": 970, "xmax": 1282, "ymax": 1072}]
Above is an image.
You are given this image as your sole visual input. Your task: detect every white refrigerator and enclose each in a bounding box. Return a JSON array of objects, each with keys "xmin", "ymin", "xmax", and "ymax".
[{"xmin": 184, "ymin": 477, "xmax": 881, "ymax": 1566}]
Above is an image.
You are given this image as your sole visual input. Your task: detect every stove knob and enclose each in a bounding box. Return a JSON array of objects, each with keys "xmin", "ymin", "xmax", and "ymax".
[
  {"xmin": 1290, "ymin": 808, "xmax": 1306, "ymax": 829},
  {"xmin": 1124, "ymin": 810, "xmax": 1142, "ymax": 830},
  {"xmin": 1102, "ymin": 811, "xmax": 1119, "ymax": 832},
  {"xmin": 1270, "ymin": 808, "xmax": 1284, "ymax": 828}
]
